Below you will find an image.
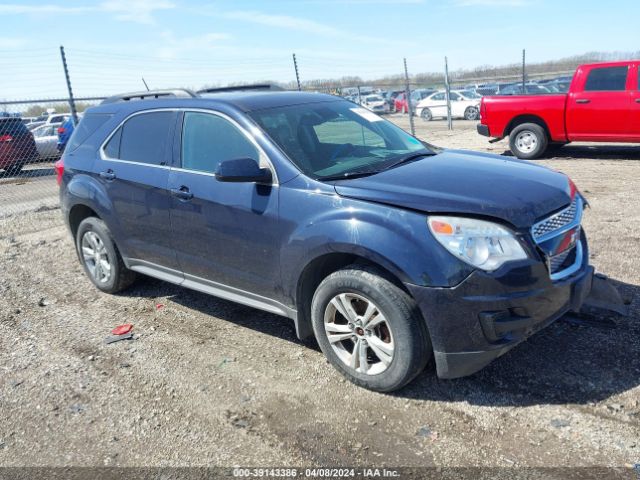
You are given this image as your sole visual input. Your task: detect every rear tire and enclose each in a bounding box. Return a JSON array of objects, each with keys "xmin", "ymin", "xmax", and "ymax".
[
  {"xmin": 421, "ymin": 108, "xmax": 433, "ymax": 121},
  {"xmin": 509, "ymin": 122, "xmax": 548, "ymax": 159},
  {"xmin": 4, "ymin": 162, "xmax": 24, "ymax": 176},
  {"xmin": 76, "ymin": 217, "xmax": 136, "ymax": 294},
  {"xmin": 311, "ymin": 265, "xmax": 431, "ymax": 392}
]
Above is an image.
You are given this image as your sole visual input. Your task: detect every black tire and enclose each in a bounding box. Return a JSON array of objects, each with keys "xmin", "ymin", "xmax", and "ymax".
[
  {"xmin": 464, "ymin": 106, "xmax": 479, "ymax": 121},
  {"xmin": 311, "ymin": 265, "xmax": 431, "ymax": 392},
  {"xmin": 509, "ymin": 122, "xmax": 548, "ymax": 160},
  {"xmin": 421, "ymin": 108, "xmax": 433, "ymax": 121},
  {"xmin": 75, "ymin": 217, "xmax": 136, "ymax": 294}
]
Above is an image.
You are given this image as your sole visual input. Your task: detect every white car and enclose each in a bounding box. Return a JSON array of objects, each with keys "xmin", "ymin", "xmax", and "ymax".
[
  {"xmin": 360, "ymin": 94, "xmax": 388, "ymax": 114},
  {"xmin": 32, "ymin": 123, "xmax": 61, "ymax": 160},
  {"xmin": 415, "ymin": 90, "xmax": 480, "ymax": 121}
]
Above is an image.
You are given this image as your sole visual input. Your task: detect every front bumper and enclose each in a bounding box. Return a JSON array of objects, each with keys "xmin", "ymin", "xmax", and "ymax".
[
  {"xmin": 477, "ymin": 123, "xmax": 490, "ymax": 137},
  {"xmin": 406, "ymin": 259, "xmax": 594, "ymax": 379}
]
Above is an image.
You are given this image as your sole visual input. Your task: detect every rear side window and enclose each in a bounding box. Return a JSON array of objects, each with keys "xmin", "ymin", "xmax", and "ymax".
[
  {"xmin": 181, "ymin": 112, "xmax": 259, "ymax": 174},
  {"xmin": 584, "ymin": 66, "xmax": 628, "ymax": 91},
  {"xmin": 0, "ymin": 119, "xmax": 29, "ymax": 136},
  {"xmin": 104, "ymin": 111, "xmax": 174, "ymax": 165},
  {"xmin": 67, "ymin": 113, "xmax": 112, "ymax": 152}
]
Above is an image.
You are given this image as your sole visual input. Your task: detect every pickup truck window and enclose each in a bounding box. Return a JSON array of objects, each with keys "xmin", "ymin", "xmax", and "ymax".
[{"xmin": 584, "ymin": 66, "xmax": 628, "ymax": 92}]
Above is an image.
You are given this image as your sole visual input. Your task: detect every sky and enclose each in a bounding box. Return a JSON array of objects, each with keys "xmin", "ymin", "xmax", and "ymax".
[{"xmin": 1, "ymin": 0, "xmax": 639, "ymax": 101}]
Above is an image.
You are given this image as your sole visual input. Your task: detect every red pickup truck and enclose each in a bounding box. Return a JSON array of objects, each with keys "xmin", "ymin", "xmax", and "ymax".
[{"xmin": 477, "ymin": 61, "xmax": 640, "ymax": 159}]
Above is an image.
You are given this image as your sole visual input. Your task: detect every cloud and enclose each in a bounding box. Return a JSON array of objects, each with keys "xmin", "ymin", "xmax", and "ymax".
[
  {"xmin": 155, "ymin": 31, "xmax": 233, "ymax": 59},
  {"xmin": 100, "ymin": 0, "xmax": 175, "ymax": 24},
  {"xmin": 0, "ymin": 0, "xmax": 175, "ymax": 24},
  {"xmin": 220, "ymin": 10, "xmax": 412, "ymax": 47}
]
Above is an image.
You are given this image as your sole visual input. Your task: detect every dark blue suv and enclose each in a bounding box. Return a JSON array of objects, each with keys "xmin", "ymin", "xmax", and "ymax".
[{"xmin": 58, "ymin": 88, "xmax": 593, "ymax": 391}]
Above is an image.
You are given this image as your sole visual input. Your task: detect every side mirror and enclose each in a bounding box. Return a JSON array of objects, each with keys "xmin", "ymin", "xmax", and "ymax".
[{"xmin": 215, "ymin": 157, "xmax": 272, "ymax": 184}]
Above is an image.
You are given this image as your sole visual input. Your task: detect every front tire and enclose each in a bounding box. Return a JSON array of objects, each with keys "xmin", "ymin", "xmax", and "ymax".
[
  {"xmin": 76, "ymin": 217, "xmax": 136, "ymax": 294},
  {"xmin": 509, "ymin": 122, "xmax": 548, "ymax": 159},
  {"xmin": 311, "ymin": 266, "xmax": 431, "ymax": 392}
]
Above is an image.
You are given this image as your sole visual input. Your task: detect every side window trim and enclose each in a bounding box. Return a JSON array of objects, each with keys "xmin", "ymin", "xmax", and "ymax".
[
  {"xmin": 175, "ymin": 108, "xmax": 279, "ymax": 185},
  {"xmin": 99, "ymin": 108, "xmax": 177, "ymax": 169}
]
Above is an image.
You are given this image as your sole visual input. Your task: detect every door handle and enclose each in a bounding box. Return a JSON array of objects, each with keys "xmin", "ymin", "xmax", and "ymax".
[
  {"xmin": 170, "ymin": 186, "xmax": 194, "ymax": 201},
  {"xmin": 576, "ymin": 99, "xmax": 591, "ymax": 104},
  {"xmin": 99, "ymin": 170, "xmax": 116, "ymax": 181}
]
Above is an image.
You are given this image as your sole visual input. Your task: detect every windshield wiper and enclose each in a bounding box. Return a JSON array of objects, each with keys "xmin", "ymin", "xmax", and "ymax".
[
  {"xmin": 384, "ymin": 149, "xmax": 436, "ymax": 170},
  {"xmin": 317, "ymin": 170, "xmax": 383, "ymax": 182}
]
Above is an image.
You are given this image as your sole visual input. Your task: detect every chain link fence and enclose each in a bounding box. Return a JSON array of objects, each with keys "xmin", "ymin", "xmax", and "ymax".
[{"xmin": 0, "ymin": 46, "xmax": 584, "ymax": 219}]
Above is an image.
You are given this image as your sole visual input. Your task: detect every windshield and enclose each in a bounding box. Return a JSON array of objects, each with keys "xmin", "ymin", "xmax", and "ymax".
[
  {"xmin": 458, "ymin": 90, "xmax": 481, "ymax": 99},
  {"xmin": 365, "ymin": 95, "xmax": 383, "ymax": 102},
  {"xmin": 249, "ymin": 100, "xmax": 433, "ymax": 180}
]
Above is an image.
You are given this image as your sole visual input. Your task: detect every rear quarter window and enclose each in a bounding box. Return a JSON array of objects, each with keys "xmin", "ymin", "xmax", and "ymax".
[{"xmin": 66, "ymin": 114, "xmax": 113, "ymax": 152}]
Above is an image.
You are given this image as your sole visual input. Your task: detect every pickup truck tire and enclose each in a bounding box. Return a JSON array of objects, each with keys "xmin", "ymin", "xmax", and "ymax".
[
  {"xmin": 421, "ymin": 108, "xmax": 433, "ymax": 121},
  {"xmin": 311, "ymin": 265, "xmax": 431, "ymax": 392},
  {"xmin": 76, "ymin": 217, "xmax": 136, "ymax": 294},
  {"xmin": 509, "ymin": 123, "xmax": 548, "ymax": 160}
]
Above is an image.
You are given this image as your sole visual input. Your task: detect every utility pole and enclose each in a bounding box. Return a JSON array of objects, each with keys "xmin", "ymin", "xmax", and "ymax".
[
  {"xmin": 522, "ymin": 49, "xmax": 526, "ymax": 93},
  {"xmin": 292, "ymin": 53, "xmax": 301, "ymax": 91},
  {"xmin": 444, "ymin": 56, "xmax": 453, "ymax": 131},
  {"xmin": 59, "ymin": 46, "xmax": 78, "ymax": 125},
  {"xmin": 403, "ymin": 58, "xmax": 415, "ymax": 136}
]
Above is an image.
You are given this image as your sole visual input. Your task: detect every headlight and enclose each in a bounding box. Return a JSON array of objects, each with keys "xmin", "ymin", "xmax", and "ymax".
[{"xmin": 428, "ymin": 216, "xmax": 528, "ymax": 271}]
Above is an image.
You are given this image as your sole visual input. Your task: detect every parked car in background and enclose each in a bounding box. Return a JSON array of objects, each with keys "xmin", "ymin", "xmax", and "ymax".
[
  {"xmin": 57, "ymin": 115, "xmax": 81, "ymax": 152},
  {"xmin": 32, "ymin": 123, "xmax": 62, "ymax": 160},
  {"xmin": 43, "ymin": 113, "xmax": 71, "ymax": 125},
  {"xmin": 361, "ymin": 94, "xmax": 388, "ymax": 114},
  {"xmin": 478, "ymin": 60, "xmax": 640, "ymax": 159},
  {"xmin": 26, "ymin": 121, "xmax": 46, "ymax": 131},
  {"xmin": 416, "ymin": 90, "xmax": 480, "ymax": 121},
  {"xmin": 58, "ymin": 88, "xmax": 593, "ymax": 392},
  {"xmin": 383, "ymin": 90, "xmax": 404, "ymax": 112},
  {"xmin": 498, "ymin": 83, "xmax": 552, "ymax": 95},
  {"xmin": 394, "ymin": 89, "xmax": 435, "ymax": 114},
  {"xmin": 0, "ymin": 117, "xmax": 38, "ymax": 175}
]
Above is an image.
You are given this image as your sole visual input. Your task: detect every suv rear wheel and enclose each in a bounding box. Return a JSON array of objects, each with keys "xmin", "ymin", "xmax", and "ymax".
[
  {"xmin": 76, "ymin": 217, "xmax": 136, "ymax": 293},
  {"xmin": 311, "ymin": 266, "xmax": 431, "ymax": 392}
]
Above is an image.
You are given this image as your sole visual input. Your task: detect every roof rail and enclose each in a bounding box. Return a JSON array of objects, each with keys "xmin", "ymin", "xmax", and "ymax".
[
  {"xmin": 196, "ymin": 84, "xmax": 284, "ymax": 94},
  {"xmin": 101, "ymin": 89, "xmax": 198, "ymax": 104}
]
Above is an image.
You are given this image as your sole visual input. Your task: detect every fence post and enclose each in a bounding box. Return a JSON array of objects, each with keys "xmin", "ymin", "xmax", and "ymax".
[
  {"xmin": 357, "ymin": 85, "xmax": 362, "ymax": 105},
  {"xmin": 292, "ymin": 53, "xmax": 302, "ymax": 91},
  {"xmin": 59, "ymin": 45, "xmax": 78, "ymax": 125},
  {"xmin": 522, "ymin": 49, "xmax": 526, "ymax": 93},
  {"xmin": 403, "ymin": 58, "xmax": 415, "ymax": 136},
  {"xmin": 444, "ymin": 56, "xmax": 453, "ymax": 131}
]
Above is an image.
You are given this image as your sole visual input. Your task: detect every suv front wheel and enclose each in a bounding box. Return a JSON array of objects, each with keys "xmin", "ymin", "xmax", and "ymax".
[
  {"xmin": 311, "ymin": 266, "xmax": 431, "ymax": 392},
  {"xmin": 76, "ymin": 217, "xmax": 136, "ymax": 293}
]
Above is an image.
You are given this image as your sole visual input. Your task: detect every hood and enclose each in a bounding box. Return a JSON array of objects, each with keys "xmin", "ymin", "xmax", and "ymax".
[{"xmin": 333, "ymin": 149, "xmax": 572, "ymax": 229}]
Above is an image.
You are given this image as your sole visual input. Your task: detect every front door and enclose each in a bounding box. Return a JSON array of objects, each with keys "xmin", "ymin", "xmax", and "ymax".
[{"xmin": 168, "ymin": 110, "xmax": 282, "ymax": 299}]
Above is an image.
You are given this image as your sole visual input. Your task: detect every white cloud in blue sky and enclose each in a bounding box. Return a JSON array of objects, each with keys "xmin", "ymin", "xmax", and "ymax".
[{"xmin": 0, "ymin": 0, "xmax": 636, "ymax": 99}]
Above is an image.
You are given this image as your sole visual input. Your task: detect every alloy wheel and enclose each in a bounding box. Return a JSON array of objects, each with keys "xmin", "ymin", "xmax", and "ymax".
[{"xmin": 81, "ymin": 231, "xmax": 112, "ymax": 284}]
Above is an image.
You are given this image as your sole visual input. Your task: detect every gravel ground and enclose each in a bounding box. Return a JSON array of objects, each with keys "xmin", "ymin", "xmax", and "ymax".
[{"xmin": 0, "ymin": 118, "xmax": 639, "ymax": 473}]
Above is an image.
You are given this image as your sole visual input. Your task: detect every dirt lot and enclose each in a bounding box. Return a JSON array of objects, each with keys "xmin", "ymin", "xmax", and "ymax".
[{"xmin": 1, "ymin": 118, "xmax": 639, "ymax": 473}]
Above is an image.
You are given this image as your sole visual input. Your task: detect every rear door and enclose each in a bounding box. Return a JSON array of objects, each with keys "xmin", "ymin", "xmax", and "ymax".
[
  {"xmin": 566, "ymin": 65, "xmax": 632, "ymax": 140},
  {"xmin": 629, "ymin": 64, "xmax": 640, "ymax": 140},
  {"xmin": 168, "ymin": 110, "xmax": 282, "ymax": 299},
  {"xmin": 98, "ymin": 109, "xmax": 181, "ymax": 274}
]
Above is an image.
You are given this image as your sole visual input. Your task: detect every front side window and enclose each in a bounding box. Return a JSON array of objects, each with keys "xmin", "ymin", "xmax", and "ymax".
[
  {"xmin": 181, "ymin": 112, "xmax": 259, "ymax": 174},
  {"xmin": 584, "ymin": 66, "xmax": 628, "ymax": 91},
  {"xmin": 250, "ymin": 100, "xmax": 432, "ymax": 180},
  {"xmin": 431, "ymin": 93, "xmax": 446, "ymax": 101},
  {"xmin": 103, "ymin": 111, "xmax": 174, "ymax": 164}
]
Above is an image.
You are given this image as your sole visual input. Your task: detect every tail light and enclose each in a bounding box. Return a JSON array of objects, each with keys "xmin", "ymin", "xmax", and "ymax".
[
  {"xmin": 568, "ymin": 177, "xmax": 578, "ymax": 199},
  {"xmin": 0, "ymin": 134, "xmax": 13, "ymax": 143},
  {"xmin": 57, "ymin": 127, "xmax": 66, "ymax": 135},
  {"xmin": 55, "ymin": 157, "xmax": 64, "ymax": 186}
]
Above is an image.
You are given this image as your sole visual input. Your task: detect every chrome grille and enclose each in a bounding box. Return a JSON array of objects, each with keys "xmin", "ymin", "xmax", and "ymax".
[
  {"xmin": 532, "ymin": 198, "xmax": 578, "ymax": 240},
  {"xmin": 549, "ymin": 246, "xmax": 576, "ymax": 274}
]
